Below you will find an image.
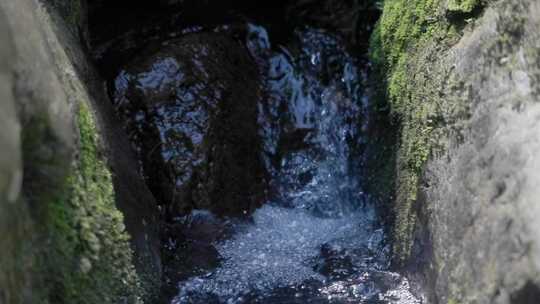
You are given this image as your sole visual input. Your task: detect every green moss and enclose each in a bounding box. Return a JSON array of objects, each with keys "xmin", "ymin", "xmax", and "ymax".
[
  {"xmin": 371, "ymin": 0, "xmax": 439, "ymax": 69},
  {"xmin": 43, "ymin": 101, "xmax": 143, "ymax": 304},
  {"xmin": 3, "ymin": 100, "xmax": 143, "ymax": 304},
  {"xmin": 369, "ymin": 0, "xmax": 467, "ymax": 263},
  {"xmin": 447, "ymin": 0, "xmax": 480, "ymax": 13}
]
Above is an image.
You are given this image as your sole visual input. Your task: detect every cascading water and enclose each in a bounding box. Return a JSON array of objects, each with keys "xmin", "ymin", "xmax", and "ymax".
[{"xmin": 171, "ymin": 25, "xmax": 421, "ymax": 304}]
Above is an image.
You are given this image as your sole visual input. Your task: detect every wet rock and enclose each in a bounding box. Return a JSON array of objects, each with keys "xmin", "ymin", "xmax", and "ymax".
[
  {"xmin": 113, "ymin": 32, "xmax": 268, "ymax": 217},
  {"xmin": 164, "ymin": 240, "xmax": 221, "ymax": 297},
  {"xmin": 314, "ymin": 244, "xmax": 357, "ymax": 280},
  {"xmin": 161, "ymin": 210, "xmax": 229, "ymax": 300},
  {"xmin": 510, "ymin": 281, "xmax": 540, "ymax": 304},
  {"xmin": 286, "ymin": 0, "xmax": 380, "ymax": 51}
]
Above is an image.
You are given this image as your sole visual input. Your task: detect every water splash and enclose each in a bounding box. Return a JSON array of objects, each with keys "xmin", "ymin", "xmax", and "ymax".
[{"xmin": 172, "ymin": 25, "xmax": 421, "ymax": 304}]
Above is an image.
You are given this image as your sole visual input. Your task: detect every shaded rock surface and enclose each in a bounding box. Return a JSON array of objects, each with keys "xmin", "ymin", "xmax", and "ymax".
[{"xmin": 112, "ymin": 31, "xmax": 268, "ymax": 217}]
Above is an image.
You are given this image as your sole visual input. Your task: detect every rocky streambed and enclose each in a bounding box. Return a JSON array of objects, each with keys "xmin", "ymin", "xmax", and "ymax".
[{"xmin": 99, "ymin": 3, "xmax": 420, "ymax": 302}]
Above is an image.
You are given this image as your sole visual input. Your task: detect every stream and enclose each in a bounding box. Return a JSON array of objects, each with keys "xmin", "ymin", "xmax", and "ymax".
[{"xmin": 165, "ymin": 25, "xmax": 421, "ymax": 304}]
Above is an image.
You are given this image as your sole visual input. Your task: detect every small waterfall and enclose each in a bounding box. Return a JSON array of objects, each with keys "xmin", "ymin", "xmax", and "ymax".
[{"xmin": 172, "ymin": 25, "xmax": 420, "ymax": 304}]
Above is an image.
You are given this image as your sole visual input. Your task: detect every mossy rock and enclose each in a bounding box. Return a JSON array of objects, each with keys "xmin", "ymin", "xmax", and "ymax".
[
  {"xmin": 41, "ymin": 102, "xmax": 143, "ymax": 304},
  {"xmin": 369, "ymin": 0, "xmax": 453, "ymax": 263},
  {"xmin": 371, "ymin": 1, "xmax": 540, "ymax": 303},
  {"xmin": 1, "ymin": 0, "xmax": 149, "ymax": 302},
  {"xmin": 369, "ymin": 0, "xmax": 477, "ymax": 263},
  {"xmin": 447, "ymin": 0, "xmax": 481, "ymax": 13}
]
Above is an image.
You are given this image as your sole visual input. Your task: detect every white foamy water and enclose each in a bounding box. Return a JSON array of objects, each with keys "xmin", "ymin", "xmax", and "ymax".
[
  {"xmin": 172, "ymin": 25, "xmax": 422, "ymax": 304},
  {"xmin": 175, "ymin": 205, "xmax": 377, "ymax": 300}
]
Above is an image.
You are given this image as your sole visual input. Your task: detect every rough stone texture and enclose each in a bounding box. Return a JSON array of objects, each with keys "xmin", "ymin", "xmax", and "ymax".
[
  {"xmin": 112, "ymin": 32, "xmax": 268, "ymax": 217},
  {"xmin": 417, "ymin": 2, "xmax": 540, "ymax": 302},
  {"xmin": 0, "ymin": 1, "xmax": 75, "ymax": 302},
  {"xmin": 0, "ymin": 0, "xmax": 161, "ymax": 302},
  {"xmin": 372, "ymin": 0, "xmax": 540, "ymax": 303},
  {"xmin": 44, "ymin": 1, "xmax": 163, "ymax": 299},
  {"xmin": 286, "ymin": 0, "xmax": 380, "ymax": 50}
]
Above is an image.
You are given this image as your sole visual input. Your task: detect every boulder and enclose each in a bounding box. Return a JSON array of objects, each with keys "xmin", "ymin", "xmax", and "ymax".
[{"xmin": 112, "ymin": 32, "xmax": 268, "ymax": 217}]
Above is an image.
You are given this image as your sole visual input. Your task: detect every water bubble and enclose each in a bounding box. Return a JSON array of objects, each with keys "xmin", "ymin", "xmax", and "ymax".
[{"xmin": 173, "ymin": 26, "xmax": 420, "ymax": 304}]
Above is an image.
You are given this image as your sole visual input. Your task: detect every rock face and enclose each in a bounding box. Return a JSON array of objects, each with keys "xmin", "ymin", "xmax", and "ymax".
[
  {"xmin": 372, "ymin": 0, "xmax": 540, "ymax": 303},
  {"xmin": 112, "ymin": 32, "xmax": 268, "ymax": 217},
  {"xmin": 0, "ymin": 0, "xmax": 161, "ymax": 303}
]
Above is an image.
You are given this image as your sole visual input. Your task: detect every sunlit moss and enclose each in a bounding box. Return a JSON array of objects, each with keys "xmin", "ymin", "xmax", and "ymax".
[
  {"xmin": 369, "ymin": 0, "xmax": 466, "ymax": 263},
  {"xmin": 447, "ymin": 0, "xmax": 481, "ymax": 13}
]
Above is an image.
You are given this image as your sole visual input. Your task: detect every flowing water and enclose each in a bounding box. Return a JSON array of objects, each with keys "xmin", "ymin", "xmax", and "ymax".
[{"xmin": 169, "ymin": 25, "xmax": 421, "ymax": 304}]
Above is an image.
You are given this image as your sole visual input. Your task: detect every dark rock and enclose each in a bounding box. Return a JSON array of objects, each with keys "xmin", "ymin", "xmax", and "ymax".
[
  {"xmin": 314, "ymin": 244, "xmax": 357, "ymax": 280},
  {"xmin": 286, "ymin": 0, "xmax": 381, "ymax": 51},
  {"xmin": 161, "ymin": 210, "xmax": 228, "ymax": 301},
  {"xmin": 112, "ymin": 32, "xmax": 268, "ymax": 217},
  {"xmin": 510, "ymin": 281, "xmax": 540, "ymax": 304}
]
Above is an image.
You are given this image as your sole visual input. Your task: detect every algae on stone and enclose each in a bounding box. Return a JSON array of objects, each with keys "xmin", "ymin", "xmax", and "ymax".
[
  {"xmin": 369, "ymin": 0, "xmax": 462, "ymax": 263},
  {"xmin": 447, "ymin": 0, "xmax": 481, "ymax": 13},
  {"xmin": 1, "ymin": 0, "xmax": 148, "ymax": 302},
  {"xmin": 371, "ymin": 0, "xmax": 540, "ymax": 303},
  {"xmin": 42, "ymin": 101, "xmax": 143, "ymax": 304}
]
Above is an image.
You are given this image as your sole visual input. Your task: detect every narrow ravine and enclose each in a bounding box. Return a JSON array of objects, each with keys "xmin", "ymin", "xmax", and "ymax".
[
  {"xmin": 4, "ymin": 1, "xmax": 540, "ymax": 304},
  {"xmin": 101, "ymin": 2, "xmax": 422, "ymax": 302},
  {"xmin": 167, "ymin": 25, "xmax": 421, "ymax": 304}
]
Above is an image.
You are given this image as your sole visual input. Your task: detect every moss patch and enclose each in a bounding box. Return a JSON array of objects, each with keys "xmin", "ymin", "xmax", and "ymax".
[
  {"xmin": 369, "ymin": 0, "xmax": 471, "ymax": 263},
  {"xmin": 43, "ymin": 101, "xmax": 143, "ymax": 304},
  {"xmin": 447, "ymin": 0, "xmax": 481, "ymax": 13}
]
